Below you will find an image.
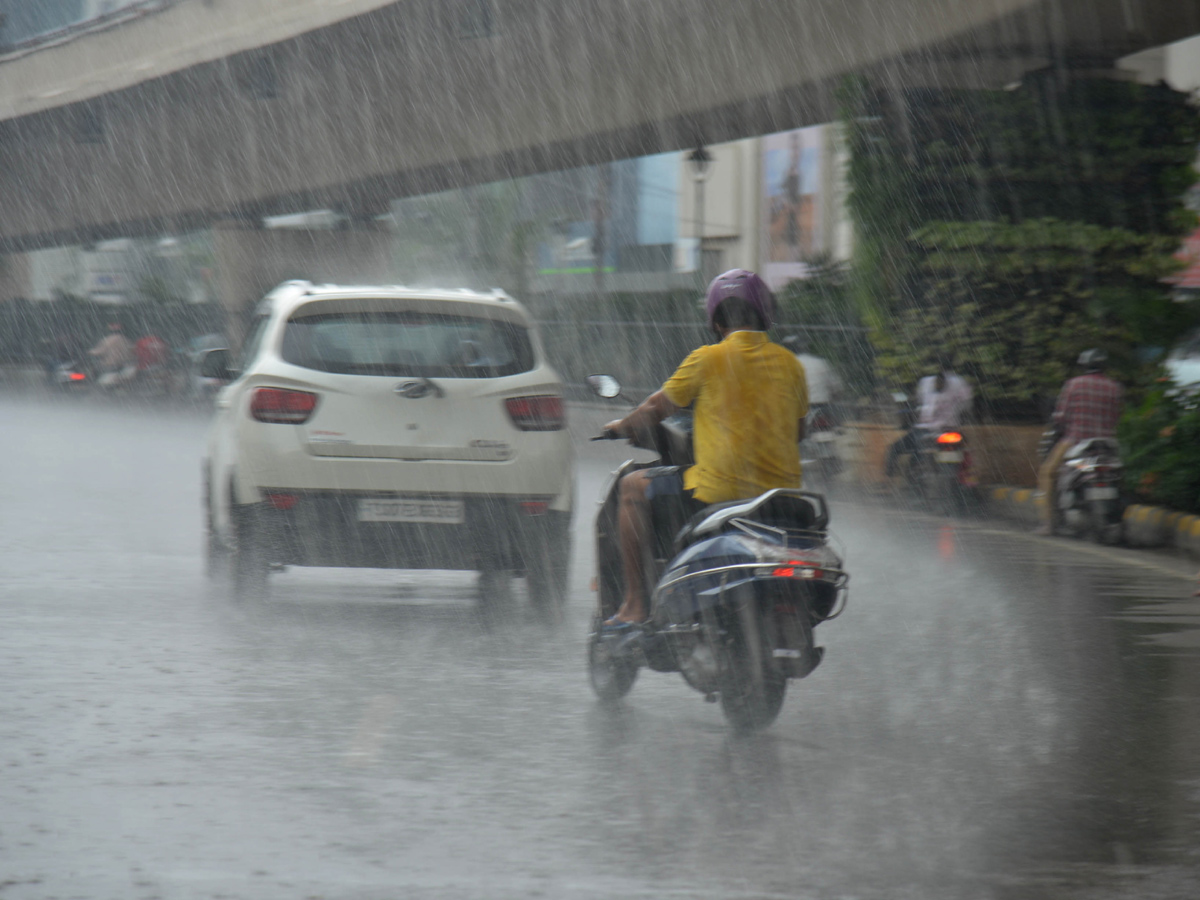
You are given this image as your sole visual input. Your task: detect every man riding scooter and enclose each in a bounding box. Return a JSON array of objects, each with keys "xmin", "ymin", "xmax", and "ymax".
[
  {"xmin": 88, "ymin": 322, "xmax": 137, "ymax": 390},
  {"xmin": 601, "ymin": 269, "xmax": 809, "ymax": 627},
  {"xmin": 885, "ymin": 358, "xmax": 973, "ymax": 479},
  {"xmin": 1036, "ymin": 348, "xmax": 1123, "ymax": 536}
]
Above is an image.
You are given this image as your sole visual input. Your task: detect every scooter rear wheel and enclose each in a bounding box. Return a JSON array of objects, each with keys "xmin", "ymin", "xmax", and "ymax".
[
  {"xmin": 717, "ymin": 609, "xmax": 787, "ymax": 732},
  {"xmin": 588, "ymin": 620, "xmax": 639, "ymax": 702}
]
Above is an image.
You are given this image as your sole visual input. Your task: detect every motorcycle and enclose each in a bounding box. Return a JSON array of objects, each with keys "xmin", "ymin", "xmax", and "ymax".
[
  {"xmin": 585, "ymin": 374, "xmax": 849, "ymax": 732},
  {"xmin": 799, "ymin": 403, "xmax": 842, "ymax": 487},
  {"xmin": 1052, "ymin": 435, "xmax": 1125, "ymax": 543},
  {"xmin": 48, "ymin": 359, "xmax": 91, "ymax": 390},
  {"xmin": 892, "ymin": 392, "xmax": 974, "ymax": 513}
]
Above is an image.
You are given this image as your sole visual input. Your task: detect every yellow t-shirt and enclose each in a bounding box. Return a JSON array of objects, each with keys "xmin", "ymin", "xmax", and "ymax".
[{"xmin": 662, "ymin": 330, "xmax": 808, "ymax": 504}]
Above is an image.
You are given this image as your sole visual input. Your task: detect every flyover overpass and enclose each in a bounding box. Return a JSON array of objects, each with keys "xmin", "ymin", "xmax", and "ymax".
[{"xmin": 2, "ymin": 0, "xmax": 1200, "ymax": 256}]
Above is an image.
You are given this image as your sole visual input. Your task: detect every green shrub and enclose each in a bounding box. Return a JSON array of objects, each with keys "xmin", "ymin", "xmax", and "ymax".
[{"xmin": 1119, "ymin": 384, "xmax": 1200, "ymax": 514}]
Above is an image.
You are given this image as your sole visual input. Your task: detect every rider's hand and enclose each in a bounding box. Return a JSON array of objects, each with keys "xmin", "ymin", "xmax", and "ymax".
[{"xmin": 603, "ymin": 419, "xmax": 626, "ymax": 439}]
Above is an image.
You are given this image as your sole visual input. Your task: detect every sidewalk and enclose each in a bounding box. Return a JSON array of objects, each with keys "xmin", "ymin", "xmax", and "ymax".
[{"xmin": 985, "ymin": 485, "xmax": 1200, "ymax": 562}]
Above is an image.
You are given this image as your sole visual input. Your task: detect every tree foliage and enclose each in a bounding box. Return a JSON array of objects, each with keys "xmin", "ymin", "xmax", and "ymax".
[
  {"xmin": 1120, "ymin": 385, "xmax": 1200, "ymax": 514},
  {"xmin": 843, "ymin": 77, "xmax": 1200, "ymax": 418}
]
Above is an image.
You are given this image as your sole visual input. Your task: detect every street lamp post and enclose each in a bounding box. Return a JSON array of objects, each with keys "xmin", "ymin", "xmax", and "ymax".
[{"xmin": 687, "ymin": 145, "xmax": 713, "ymax": 286}]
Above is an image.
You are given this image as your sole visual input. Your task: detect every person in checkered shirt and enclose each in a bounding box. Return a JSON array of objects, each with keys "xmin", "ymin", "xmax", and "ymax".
[{"xmin": 1036, "ymin": 349, "xmax": 1123, "ymax": 535}]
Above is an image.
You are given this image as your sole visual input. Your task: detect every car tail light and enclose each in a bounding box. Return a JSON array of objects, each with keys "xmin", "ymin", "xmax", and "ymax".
[
  {"xmin": 936, "ymin": 431, "xmax": 963, "ymax": 445},
  {"xmin": 505, "ymin": 395, "xmax": 564, "ymax": 431},
  {"xmin": 250, "ymin": 387, "xmax": 318, "ymax": 424},
  {"xmin": 263, "ymin": 492, "xmax": 299, "ymax": 511}
]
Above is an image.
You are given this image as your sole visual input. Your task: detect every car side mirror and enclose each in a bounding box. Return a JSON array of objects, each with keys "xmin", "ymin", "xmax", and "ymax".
[
  {"xmin": 586, "ymin": 374, "xmax": 621, "ymax": 399},
  {"xmin": 199, "ymin": 347, "xmax": 236, "ymax": 381}
]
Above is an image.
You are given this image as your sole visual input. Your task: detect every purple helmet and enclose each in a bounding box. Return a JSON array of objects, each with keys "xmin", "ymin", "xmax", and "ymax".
[{"xmin": 704, "ymin": 268, "xmax": 774, "ymax": 332}]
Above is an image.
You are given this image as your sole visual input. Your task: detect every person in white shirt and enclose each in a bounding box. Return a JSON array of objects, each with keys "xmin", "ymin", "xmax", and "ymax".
[
  {"xmin": 886, "ymin": 362, "xmax": 973, "ymax": 477},
  {"xmin": 782, "ymin": 335, "xmax": 842, "ymax": 406}
]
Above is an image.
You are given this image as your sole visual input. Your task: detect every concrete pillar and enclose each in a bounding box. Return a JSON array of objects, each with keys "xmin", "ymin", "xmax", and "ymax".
[
  {"xmin": 0, "ymin": 252, "xmax": 32, "ymax": 303},
  {"xmin": 212, "ymin": 221, "xmax": 394, "ymax": 349}
]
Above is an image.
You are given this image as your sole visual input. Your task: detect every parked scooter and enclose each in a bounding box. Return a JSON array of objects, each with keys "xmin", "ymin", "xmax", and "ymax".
[
  {"xmin": 586, "ymin": 375, "xmax": 849, "ymax": 732},
  {"xmin": 1048, "ymin": 433, "xmax": 1126, "ymax": 543}
]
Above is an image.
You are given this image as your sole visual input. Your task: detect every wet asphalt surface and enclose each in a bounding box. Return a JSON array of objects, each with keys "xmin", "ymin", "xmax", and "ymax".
[{"xmin": 3, "ymin": 391, "xmax": 1200, "ymax": 899}]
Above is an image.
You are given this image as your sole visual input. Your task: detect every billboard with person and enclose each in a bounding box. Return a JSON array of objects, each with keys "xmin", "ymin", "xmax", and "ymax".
[{"xmin": 762, "ymin": 125, "xmax": 824, "ymax": 289}]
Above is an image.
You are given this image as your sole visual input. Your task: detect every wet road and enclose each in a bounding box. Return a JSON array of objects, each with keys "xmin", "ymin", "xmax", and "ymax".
[{"xmin": 3, "ymin": 394, "xmax": 1200, "ymax": 899}]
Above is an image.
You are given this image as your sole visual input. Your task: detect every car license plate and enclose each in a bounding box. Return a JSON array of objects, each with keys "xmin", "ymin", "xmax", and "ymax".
[
  {"xmin": 935, "ymin": 451, "xmax": 963, "ymax": 464},
  {"xmin": 357, "ymin": 498, "xmax": 465, "ymax": 523},
  {"xmin": 1085, "ymin": 487, "xmax": 1118, "ymax": 500}
]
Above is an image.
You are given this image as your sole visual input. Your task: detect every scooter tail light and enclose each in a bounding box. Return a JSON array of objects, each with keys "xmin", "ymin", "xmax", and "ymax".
[
  {"xmin": 505, "ymin": 395, "xmax": 564, "ymax": 431},
  {"xmin": 250, "ymin": 387, "xmax": 318, "ymax": 424},
  {"xmin": 771, "ymin": 559, "xmax": 824, "ymax": 579}
]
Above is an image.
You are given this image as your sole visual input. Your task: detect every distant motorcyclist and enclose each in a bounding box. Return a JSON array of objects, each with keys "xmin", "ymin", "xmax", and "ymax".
[
  {"xmin": 601, "ymin": 269, "xmax": 809, "ymax": 626},
  {"xmin": 89, "ymin": 322, "xmax": 136, "ymax": 388},
  {"xmin": 1036, "ymin": 349, "xmax": 1123, "ymax": 536},
  {"xmin": 885, "ymin": 359, "xmax": 973, "ymax": 478},
  {"xmin": 782, "ymin": 334, "xmax": 842, "ymax": 418}
]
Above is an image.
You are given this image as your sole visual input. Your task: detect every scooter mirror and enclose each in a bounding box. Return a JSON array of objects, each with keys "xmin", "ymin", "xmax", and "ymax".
[{"xmin": 586, "ymin": 374, "xmax": 621, "ymax": 399}]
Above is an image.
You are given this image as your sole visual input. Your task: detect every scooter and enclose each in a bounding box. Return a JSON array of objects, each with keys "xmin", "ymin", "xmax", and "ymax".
[
  {"xmin": 892, "ymin": 392, "xmax": 974, "ymax": 513},
  {"xmin": 799, "ymin": 403, "xmax": 842, "ymax": 487},
  {"xmin": 1054, "ymin": 436, "xmax": 1125, "ymax": 543},
  {"xmin": 585, "ymin": 375, "xmax": 849, "ymax": 732},
  {"xmin": 49, "ymin": 359, "xmax": 91, "ymax": 390}
]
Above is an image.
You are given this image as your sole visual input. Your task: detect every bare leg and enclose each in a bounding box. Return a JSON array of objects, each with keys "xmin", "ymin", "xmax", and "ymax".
[
  {"xmin": 613, "ymin": 470, "xmax": 652, "ymax": 623},
  {"xmin": 1035, "ymin": 440, "xmax": 1068, "ymax": 534}
]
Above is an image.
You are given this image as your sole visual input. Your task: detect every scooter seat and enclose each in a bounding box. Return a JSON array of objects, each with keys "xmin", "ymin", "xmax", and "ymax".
[{"xmin": 673, "ymin": 489, "xmax": 828, "ymax": 553}]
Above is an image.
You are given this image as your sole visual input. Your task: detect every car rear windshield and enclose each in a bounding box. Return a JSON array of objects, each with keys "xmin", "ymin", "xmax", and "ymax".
[{"xmin": 281, "ymin": 310, "xmax": 534, "ymax": 378}]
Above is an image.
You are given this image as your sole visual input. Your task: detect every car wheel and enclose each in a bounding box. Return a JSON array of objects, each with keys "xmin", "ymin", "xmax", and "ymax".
[
  {"xmin": 525, "ymin": 511, "xmax": 571, "ymax": 613},
  {"xmin": 203, "ymin": 468, "xmax": 228, "ymax": 580},
  {"xmin": 231, "ymin": 504, "xmax": 270, "ymax": 600}
]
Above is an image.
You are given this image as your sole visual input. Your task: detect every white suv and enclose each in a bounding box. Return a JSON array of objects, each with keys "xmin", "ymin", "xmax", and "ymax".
[{"xmin": 202, "ymin": 281, "xmax": 573, "ymax": 605}]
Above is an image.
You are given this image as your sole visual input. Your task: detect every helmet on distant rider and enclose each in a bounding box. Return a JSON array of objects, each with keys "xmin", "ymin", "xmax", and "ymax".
[
  {"xmin": 704, "ymin": 268, "xmax": 774, "ymax": 334},
  {"xmin": 1077, "ymin": 348, "xmax": 1107, "ymax": 372}
]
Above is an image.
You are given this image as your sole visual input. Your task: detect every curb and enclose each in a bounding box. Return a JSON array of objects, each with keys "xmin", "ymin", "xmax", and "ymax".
[{"xmin": 985, "ymin": 485, "xmax": 1200, "ymax": 561}]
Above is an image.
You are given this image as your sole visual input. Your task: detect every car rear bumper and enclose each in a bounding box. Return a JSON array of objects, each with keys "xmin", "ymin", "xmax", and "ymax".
[{"xmin": 249, "ymin": 490, "xmax": 565, "ymax": 570}]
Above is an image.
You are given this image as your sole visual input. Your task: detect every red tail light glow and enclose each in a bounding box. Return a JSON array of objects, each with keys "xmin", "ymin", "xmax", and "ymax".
[
  {"xmin": 772, "ymin": 559, "xmax": 824, "ymax": 579},
  {"xmin": 250, "ymin": 387, "xmax": 318, "ymax": 424},
  {"xmin": 505, "ymin": 395, "xmax": 564, "ymax": 431},
  {"xmin": 936, "ymin": 431, "xmax": 964, "ymax": 445}
]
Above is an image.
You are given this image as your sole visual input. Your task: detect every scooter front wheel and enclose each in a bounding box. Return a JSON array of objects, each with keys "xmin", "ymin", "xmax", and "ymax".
[{"xmin": 588, "ymin": 619, "xmax": 639, "ymax": 702}]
